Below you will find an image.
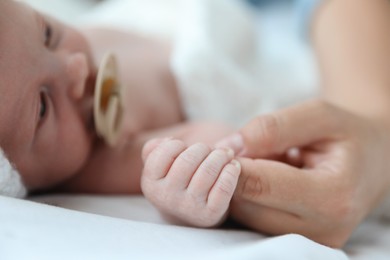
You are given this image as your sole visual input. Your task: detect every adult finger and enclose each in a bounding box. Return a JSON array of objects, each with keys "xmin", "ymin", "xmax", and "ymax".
[
  {"xmin": 230, "ymin": 200, "xmax": 304, "ymax": 236},
  {"xmin": 234, "ymin": 157, "xmax": 317, "ymax": 213},
  {"xmin": 217, "ymin": 100, "xmax": 348, "ymax": 158},
  {"xmin": 230, "ymin": 200, "xmax": 348, "ymax": 248}
]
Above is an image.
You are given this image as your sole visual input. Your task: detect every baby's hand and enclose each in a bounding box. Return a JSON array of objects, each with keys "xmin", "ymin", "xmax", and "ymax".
[{"xmin": 141, "ymin": 138, "xmax": 241, "ymax": 227}]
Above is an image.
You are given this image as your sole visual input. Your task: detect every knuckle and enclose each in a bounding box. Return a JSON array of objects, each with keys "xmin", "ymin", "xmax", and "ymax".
[
  {"xmin": 187, "ymin": 189, "xmax": 207, "ymax": 205},
  {"xmin": 178, "ymin": 151, "xmax": 199, "ymax": 166},
  {"xmin": 151, "ymin": 142, "xmax": 168, "ymax": 156},
  {"xmin": 202, "ymin": 163, "xmax": 220, "ymax": 178},
  {"xmin": 330, "ymin": 192, "xmax": 356, "ymax": 223},
  {"xmin": 237, "ymin": 173, "xmax": 269, "ymax": 201},
  {"xmin": 202, "ymin": 150, "xmax": 228, "ymax": 177},
  {"xmin": 310, "ymin": 99, "xmax": 345, "ymax": 130},
  {"xmin": 314, "ymin": 186, "xmax": 357, "ymax": 229},
  {"xmin": 216, "ymin": 179, "xmax": 234, "ymax": 198},
  {"xmin": 179, "ymin": 143, "xmax": 210, "ymax": 165}
]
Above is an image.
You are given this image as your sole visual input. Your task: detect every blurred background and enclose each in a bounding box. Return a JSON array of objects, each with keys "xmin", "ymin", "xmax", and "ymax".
[
  {"xmin": 21, "ymin": 0, "xmax": 318, "ymax": 115},
  {"xmin": 21, "ymin": 0, "xmax": 99, "ymax": 22},
  {"xmin": 21, "ymin": 0, "xmax": 182, "ymax": 38}
]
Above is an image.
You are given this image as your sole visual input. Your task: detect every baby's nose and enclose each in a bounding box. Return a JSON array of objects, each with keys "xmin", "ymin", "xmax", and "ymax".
[{"xmin": 66, "ymin": 52, "xmax": 89, "ymax": 100}]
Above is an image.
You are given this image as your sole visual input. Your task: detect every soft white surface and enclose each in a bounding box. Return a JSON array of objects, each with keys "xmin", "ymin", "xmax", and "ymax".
[
  {"xmin": 0, "ymin": 149, "xmax": 26, "ymax": 198},
  {"xmin": 21, "ymin": 0, "xmax": 98, "ymax": 25},
  {"xmin": 6, "ymin": 0, "xmax": 389, "ymax": 259},
  {"xmin": 0, "ymin": 195, "xmax": 346, "ymax": 260},
  {"xmin": 171, "ymin": 0, "xmax": 318, "ymax": 128}
]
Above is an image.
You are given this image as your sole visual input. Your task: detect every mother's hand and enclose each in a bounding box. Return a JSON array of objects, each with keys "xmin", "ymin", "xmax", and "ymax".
[{"xmin": 217, "ymin": 99, "xmax": 390, "ymax": 248}]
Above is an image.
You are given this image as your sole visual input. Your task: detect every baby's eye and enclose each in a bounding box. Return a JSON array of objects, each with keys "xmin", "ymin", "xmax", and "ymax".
[
  {"xmin": 44, "ymin": 22, "xmax": 53, "ymax": 48},
  {"xmin": 39, "ymin": 91, "xmax": 47, "ymax": 119}
]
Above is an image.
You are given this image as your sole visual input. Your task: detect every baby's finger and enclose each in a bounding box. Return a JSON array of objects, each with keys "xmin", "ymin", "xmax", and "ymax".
[
  {"xmin": 207, "ymin": 160, "xmax": 241, "ymax": 216},
  {"xmin": 165, "ymin": 143, "xmax": 211, "ymax": 189},
  {"xmin": 143, "ymin": 139, "xmax": 186, "ymax": 180},
  {"xmin": 142, "ymin": 138, "xmax": 169, "ymax": 162},
  {"xmin": 187, "ymin": 148, "xmax": 234, "ymax": 200}
]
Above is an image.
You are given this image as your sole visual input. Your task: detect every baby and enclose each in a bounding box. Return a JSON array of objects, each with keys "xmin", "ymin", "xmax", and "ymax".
[{"xmin": 0, "ymin": 0, "xmax": 241, "ymax": 228}]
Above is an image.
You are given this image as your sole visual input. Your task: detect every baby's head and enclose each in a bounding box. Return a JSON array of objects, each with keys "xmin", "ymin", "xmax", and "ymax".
[{"xmin": 0, "ymin": 0, "xmax": 98, "ymax": 193}]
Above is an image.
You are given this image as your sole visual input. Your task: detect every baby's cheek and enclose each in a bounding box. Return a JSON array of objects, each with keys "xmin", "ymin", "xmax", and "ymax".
[{"xmin": 53, "ymin": 125, "xmax": 92, "ymax": 179}]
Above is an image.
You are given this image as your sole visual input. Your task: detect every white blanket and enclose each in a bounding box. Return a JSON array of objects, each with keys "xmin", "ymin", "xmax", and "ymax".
[
  {"xmin": 0, "ymin": 195, "xmax": 347, "ymax": 260},
  {"xmin": 171, "ymin": 0, "xmax": 318, "ymax": 127},
  {"xmin": 5, "ymin": 0, "xmax": 389, "ymax": 259}
]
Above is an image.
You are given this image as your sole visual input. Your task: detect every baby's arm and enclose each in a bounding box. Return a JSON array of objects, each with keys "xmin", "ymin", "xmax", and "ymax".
[
  {"xmin": 141, "ymin": 138, "xmax": 241, "ymax": 227},
  {"xmin": 58, "ymin": 121, "xmax": 235, "ymax": 195}
]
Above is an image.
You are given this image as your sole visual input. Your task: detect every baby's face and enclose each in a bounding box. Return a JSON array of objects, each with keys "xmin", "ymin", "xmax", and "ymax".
[{"xmin": 0, "ymin": 0, "xmax": 98, "ymax": 190}]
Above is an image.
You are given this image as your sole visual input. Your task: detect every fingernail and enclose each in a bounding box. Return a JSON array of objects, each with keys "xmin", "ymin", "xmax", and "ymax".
[
  {"xmin": 215, "ymin": 133, "xmax": 244, "ymax": 154},
  {"xmin": 225, "ymin": 148, "xmax": 235, "ymax": 158},
  {"xmin": 230, "ymin": 159, "xmax": 241, "ymax": 170}
]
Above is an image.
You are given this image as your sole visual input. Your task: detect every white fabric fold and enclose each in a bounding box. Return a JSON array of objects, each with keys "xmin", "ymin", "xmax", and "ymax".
[
  {"xmin": 0, "ymin": 149, "xmax": 26, "ymax": 198},
  {"xmin": 171, "ymin": 0, "xmax": 319, "ymax": 127}
]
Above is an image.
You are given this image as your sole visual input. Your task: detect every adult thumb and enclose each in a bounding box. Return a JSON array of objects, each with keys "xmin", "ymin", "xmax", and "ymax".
[{"xmin": 216, "ymin": 100, "xmax": 345, "ymax": 158}]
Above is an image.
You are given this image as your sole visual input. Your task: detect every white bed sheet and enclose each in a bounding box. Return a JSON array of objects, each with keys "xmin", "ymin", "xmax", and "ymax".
[
  {"xmin": 0, "ymin": 195, "xmax": 347, "ymax": 260},
  {"xmin": 3, "ymin": 194, "xmax": 390, "ymax": 259}
]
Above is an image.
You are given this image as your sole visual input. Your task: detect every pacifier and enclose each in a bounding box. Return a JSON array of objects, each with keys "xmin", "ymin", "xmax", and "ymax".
[{"xmin": 94, "ymin": 52, "xmax": 123, "ymax": 146}]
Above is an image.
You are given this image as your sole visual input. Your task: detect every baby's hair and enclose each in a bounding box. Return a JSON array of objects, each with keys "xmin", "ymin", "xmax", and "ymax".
[{"xmin": 0, "ymin": 149, "xmax": 26, "ymax": 198}]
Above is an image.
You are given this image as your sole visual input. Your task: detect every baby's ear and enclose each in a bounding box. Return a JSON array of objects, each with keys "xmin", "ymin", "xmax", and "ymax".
[{"xmin": 141, "ymin": 138, "xmax": 171, "ymax": 162}]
